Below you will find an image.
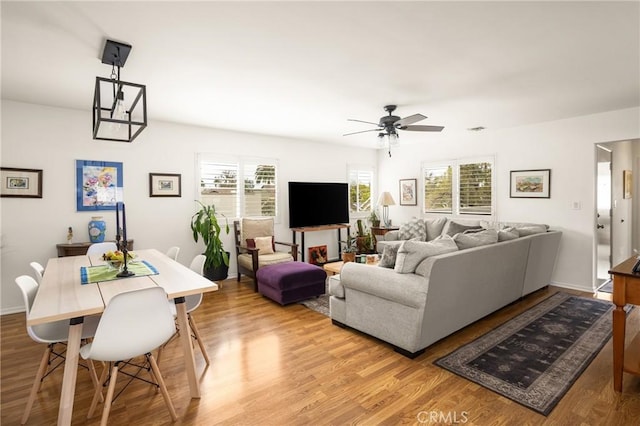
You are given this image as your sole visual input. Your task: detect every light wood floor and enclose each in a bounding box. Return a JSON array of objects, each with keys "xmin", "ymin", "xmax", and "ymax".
[{"xmin": 2, "ymin": 278, "xmax": 639, "ymax": 425}]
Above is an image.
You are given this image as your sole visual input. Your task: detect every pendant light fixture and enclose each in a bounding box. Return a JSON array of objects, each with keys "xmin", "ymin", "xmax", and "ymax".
[
  {"xmin": 93, "ymin": 39, "xmax": 147, "ymax": 142},
  {"xmin": 377, "ymin": 129, "xmax": 399, "ymax": 157}
]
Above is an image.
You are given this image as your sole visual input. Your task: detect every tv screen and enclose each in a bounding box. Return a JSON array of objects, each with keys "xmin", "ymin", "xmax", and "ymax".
[{"xmin": 288, "ymin": 182, "xmax": 349, "ymax": 228}]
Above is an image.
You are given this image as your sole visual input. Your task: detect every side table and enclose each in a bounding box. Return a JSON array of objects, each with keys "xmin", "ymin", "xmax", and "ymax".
[
  {"xmin": 56, "ymin": 240, "xmax": 134, "ymax": 257},
  {"xmin": 370, "ymin": 226, "xmax": 399, "ymax": 250}
]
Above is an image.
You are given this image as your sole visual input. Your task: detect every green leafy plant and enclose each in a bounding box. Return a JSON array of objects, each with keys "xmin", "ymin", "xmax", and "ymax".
[{"xmin": 190, "ymin": 201, "xmax": 230, "ymax": 270}]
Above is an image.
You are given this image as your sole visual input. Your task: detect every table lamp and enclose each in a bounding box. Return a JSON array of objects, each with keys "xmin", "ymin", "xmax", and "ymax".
[{"xmin": 377, "ymin": 192, "xmax": 396, "ymax": 227}]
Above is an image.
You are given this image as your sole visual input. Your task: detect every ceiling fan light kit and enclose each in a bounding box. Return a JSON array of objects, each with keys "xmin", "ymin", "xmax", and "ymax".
[
  {"xmin": 92, "ymin": 39, "xmax": 147, "ymax": 143},
  {"xmin": 344, "ymin": 105, "xmax": 443, "ymax": 157}
]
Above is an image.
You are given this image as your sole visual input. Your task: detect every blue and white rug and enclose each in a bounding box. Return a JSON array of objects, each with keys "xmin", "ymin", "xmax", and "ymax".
[{"xmin": 435, "ymin": 292, "xmax": 625, "ymax": 415}]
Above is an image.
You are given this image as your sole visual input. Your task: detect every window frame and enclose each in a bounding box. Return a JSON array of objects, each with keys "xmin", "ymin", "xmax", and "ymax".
[{"xmin": 347, "ymin": 163, "xmax": 376, "ymax": 218}]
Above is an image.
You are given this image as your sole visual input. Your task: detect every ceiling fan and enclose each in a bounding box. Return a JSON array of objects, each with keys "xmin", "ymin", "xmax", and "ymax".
[{"xmin": 344, "ymin": 105, "xmax": 444, "ymax": 157}]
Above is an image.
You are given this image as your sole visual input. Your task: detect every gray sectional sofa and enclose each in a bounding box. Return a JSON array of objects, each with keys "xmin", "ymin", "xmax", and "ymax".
[{"xmin": 328, "ymin": 217, "xmax": 562, "ymax": 358}]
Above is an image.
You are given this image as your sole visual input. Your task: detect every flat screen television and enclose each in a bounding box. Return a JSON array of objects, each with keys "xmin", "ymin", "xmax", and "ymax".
[{"xmin": 288, "ymin": 182, "xmax": 349, "ymax": 228}]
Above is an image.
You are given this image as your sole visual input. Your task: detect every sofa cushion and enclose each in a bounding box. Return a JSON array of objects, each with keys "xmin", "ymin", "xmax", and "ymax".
[
  {"xmin": 398, "ymin": 217, "xmax": 426, "ymax": 241},
  {"xmin": 445, "ymin": 221, "xmax": 483, "ymax": 236},
  {"xmin": 498, "ymin": 227, "xmax": 520, "ymax": 241},
  {"xmin": 453, "ymin": 229, "xmax": 498, "ymax": 250},
  {"xmin": 425, "ymin": 217, "xmax": 448, "ymax": 241},
  {"xmin": 378, "ymin": 244, "xmax": 400, "ymax": 268},
  {"xmin": 394, "ymin": 236, "xmax": 458, "ymax": 273},
  {"xmin": 516, "ymin": 225, "xmax": 548, "ymax": 236}
]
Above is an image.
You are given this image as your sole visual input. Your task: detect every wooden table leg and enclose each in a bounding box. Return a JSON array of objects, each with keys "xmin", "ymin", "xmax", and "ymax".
[
  {"xmin": 58, "ymin": 318, "xmax": 84, "ymax": 426},
  {"xmin": 613, "ymin": 305, "xmax": 626, "ymax": 392},
  {"xmin": 174, "ymin": 297, "xmax": 200, "ymax": 398}
]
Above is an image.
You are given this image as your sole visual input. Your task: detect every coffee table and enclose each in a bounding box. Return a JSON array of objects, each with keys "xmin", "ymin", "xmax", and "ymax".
[{"xmin": 323, "ymin": 258, "xmax": 379, "ymax": 275}]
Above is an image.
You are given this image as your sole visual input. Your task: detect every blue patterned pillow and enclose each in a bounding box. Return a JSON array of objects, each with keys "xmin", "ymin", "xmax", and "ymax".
[{"xmin": 398, "ymin": 218, "xmax": 426, "ymax": 241}]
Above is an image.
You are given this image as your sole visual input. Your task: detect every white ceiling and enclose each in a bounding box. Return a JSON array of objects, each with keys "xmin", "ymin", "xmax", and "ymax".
[{"xmin": 2, "ymin": 1, "xmax": 639, "ymax": 148}]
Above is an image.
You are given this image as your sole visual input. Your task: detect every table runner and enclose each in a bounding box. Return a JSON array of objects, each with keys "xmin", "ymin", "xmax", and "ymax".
[{"xmin": 80, "ymin": 260, "xmax": 158, "ymax": 285}]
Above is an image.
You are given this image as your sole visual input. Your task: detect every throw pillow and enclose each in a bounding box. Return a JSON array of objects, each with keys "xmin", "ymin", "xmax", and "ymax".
[
  {"xmin": 254, "ymin": 236, "xmax": 275, "ymax": 254},
  {"xmin": 453, "ymin": 229, "xmax": 498, "ymax": 250},
  {"xmin": 515, "ymin": 225, "xmax": 548, "ymax": 236},
  {"xmin": 398, "ymin": 217, "xmax": 427, "ymax": 241},
  {"xmin": 498, "ymin": 227, "xmax": 520, "ymax": 241},
  {"xmin": 425, "ymin": 217, "xmax": 448, "ymax": 241},
  {"xmin": 246, "ymin": 236, "xmax": 276, "ymax": 253},
  {"xmin": 445, "ymin": 221, "xmax": 483, "ymax": 236},
  {"xmin": 394, "ymin": 237, "xmax": 458, "ymax": 274},
  {"xmin": 378, "ymin": 244, "xmax": 400, "ymax": 268}
]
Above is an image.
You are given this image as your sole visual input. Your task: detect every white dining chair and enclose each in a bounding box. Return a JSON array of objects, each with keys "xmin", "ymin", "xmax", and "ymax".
[
  {"xmin": 15, "ymin": 275, "xmax": 102, "ymax": 425},
  {"xmin": 81, "ymin": 287, "xmax": 177, "ymax": 425},
  {"xmin": 29, "ymin": 261, "xmax": 45, "ymax": 285},
  {"xmin": 86, "ymin": 242, "xmax": 118, "ymax": 256},
  {"xmin": 159, "ymin": 254, "xmax": 211, "ymax": 366},
  {"xmin": 165, "ymin": 246, "xmax": 180, "ymax": 261}
]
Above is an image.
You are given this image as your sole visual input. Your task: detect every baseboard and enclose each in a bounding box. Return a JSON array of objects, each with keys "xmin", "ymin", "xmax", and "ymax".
[
  {"xmin": 550, "ymin": 280, "xmax": 593, "ymax": 293},
  {"xmin": 1, "ymin": 306, "xmax": 25, "ymax": 316}
]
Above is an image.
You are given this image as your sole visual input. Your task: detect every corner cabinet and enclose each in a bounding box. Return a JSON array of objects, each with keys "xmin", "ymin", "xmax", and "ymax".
[{"xmin": 291, "ymin": 225, "xmax": 350, "ymax": 263}]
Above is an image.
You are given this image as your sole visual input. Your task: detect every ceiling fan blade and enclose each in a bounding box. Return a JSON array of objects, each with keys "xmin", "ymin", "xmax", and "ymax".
[
  {"xmin": 343, "ymin": 128, "xmax": 382, "ymax": 136},
  {"xmin": 395, "ymin": 113, "xmax": 427, "ymax": 127},
  {"xmin": 400, "ymin": 125, "xmax": 444, "ymax": 132},
  {"xmin": 347, "ymin": 118, "xmax": 381, "ymax": 126}
]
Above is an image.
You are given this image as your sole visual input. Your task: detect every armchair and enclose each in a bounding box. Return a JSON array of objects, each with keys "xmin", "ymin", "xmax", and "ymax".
[{"xmin": 234, "ymin": 218, "xmax": 298, "ymax": 291}]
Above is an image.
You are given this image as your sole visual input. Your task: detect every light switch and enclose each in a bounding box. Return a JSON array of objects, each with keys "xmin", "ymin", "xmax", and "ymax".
[{"xmin": 570, "ymin": 201, "xmax": 581, "ymax": 210}]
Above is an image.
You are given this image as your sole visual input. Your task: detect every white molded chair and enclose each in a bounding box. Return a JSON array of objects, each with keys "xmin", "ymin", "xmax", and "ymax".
[
  {"xmin": 160, "ymin": 255, "xmax": 210, "ymax": 366},
  {"xmin": 81, "ymin": 287, "xmax": 177, "ymax": 425},
  {"xmin": 165, "ymin": 246, "xmax": 180, "ymax": 261},
  {"xmin": 15, "ymin": 275, "xmax": 101, "ymax": 425},
  {"xmin": 86, "ymin": 242, "xmax": 118, "ymax": 256},
  {"xmin": 29, "ymin": 262, "xmax": 45, "ymax": 285}
]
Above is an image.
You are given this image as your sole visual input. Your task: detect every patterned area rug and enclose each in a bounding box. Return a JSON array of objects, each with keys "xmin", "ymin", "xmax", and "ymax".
[
  {"xmin": 299, "ymin": 294, "xmax": 330, "ymax": 316},
  {"xmin": 435, "ymin": 292, "xmax": 623, "ymax": 416}
]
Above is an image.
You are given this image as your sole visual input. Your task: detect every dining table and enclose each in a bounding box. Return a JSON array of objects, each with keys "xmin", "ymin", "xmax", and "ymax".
[{"xmin": 27, "ymin": 248, "xmax": 219, "ymax": 426}]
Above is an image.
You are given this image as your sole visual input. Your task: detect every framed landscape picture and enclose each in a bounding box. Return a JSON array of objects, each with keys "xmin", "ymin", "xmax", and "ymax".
[
  {"xmin": 399, "ymin": 178, "xmax": 417, "ymax": 206},
  {"xmin": 0, "ymin": 167, "xmax": 43, "ymax": 198},
  {"xmin": 510, "ymin": 169, "xmax": 551, "ymax": 198},
  {"xmin": 149, "ymin": 173, "xmax": 182, "ymax": 197}
]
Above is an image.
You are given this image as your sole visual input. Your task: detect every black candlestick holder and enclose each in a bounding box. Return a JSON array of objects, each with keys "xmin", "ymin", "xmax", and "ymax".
[{"xmin": 116, "ymin": 239, "xmax": 135, "ymax": 278}]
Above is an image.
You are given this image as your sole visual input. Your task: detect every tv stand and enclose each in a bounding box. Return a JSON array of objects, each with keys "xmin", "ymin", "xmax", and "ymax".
[{"xmin": 291, "ymin": 224, "xmax": 350, "ymax": 262}]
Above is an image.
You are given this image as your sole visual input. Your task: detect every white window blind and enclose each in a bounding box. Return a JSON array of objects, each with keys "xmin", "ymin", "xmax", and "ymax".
[
  {"xmin": 459, "ymin": 161, "xmax": 492, "ymax": 215},
  {"xmin": 348, "ymin": 165, "xmax": 375, "ymax": 214},
  {"xmin": 423, "ymin": 165, "xmax": 453, "ymax": 214},
  {"xmin": 242, "ymin": 163, "xmax": 277, "ymax": 217},
  {"xmin": 200, "ymin": 160, "xmax": 238, "ymax": 218}
]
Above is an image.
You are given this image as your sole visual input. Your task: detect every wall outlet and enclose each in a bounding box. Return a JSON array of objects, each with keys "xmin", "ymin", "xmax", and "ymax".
[{"xmin": 570, "ymin": 201, "xmax": 581, "ymax": 210}]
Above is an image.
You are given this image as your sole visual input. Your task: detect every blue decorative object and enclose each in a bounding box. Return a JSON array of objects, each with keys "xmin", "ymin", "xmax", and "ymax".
[{"xmin": 88, "ymin": 216, "xmax": 106, "ymax": 243}]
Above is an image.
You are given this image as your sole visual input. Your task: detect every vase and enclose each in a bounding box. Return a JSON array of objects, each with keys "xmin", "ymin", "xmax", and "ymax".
[{"xmin": 88, "ymin": 216, "xmax": 106, "ymax": 243}]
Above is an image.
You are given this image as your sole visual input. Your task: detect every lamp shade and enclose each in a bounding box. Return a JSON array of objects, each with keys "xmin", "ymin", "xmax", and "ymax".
[{"xmin": 377, "ymin": 192, "xmax": 396, "ymax": 206}]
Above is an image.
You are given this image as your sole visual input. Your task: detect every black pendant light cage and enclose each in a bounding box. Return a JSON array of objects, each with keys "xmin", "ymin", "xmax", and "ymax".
[{"xmin": 92, "ymin": 40, "xmax": 147, "ymax": 143}]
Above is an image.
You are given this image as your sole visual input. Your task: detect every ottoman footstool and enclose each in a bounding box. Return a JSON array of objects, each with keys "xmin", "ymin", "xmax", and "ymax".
[{"xmin": 257, "ymin": 262, "xmax": 326, "ymax": 305}]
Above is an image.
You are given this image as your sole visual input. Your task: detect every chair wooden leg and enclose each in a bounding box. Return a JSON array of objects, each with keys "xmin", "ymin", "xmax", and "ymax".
[
  {"xmin": 86, "ymin": 359, "xmax": 105, "ymax": 403},
  {"xmin": 100, "ymin": 364, "xmax": 119, "ymax": 426},
  {"xmin": 188, "ymin": 314, "xmax": 210, "ymax": 365},
  {"xmin": 148, "ymin": 354, "xmax": 178, "ymax": 421},
  {"xmin": 88, "ymin": 363, "xmax": 109, "ymax": 419},
  {"xmin": 21, "ymin": 345, "xmax": 51, "ymax": 424}
]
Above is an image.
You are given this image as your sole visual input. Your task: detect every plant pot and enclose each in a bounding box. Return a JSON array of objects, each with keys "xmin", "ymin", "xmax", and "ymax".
[
  {"xmin": 203, "ymin": 251, "xmax": 230, "ymax": 281},
  {"xmin": 342, "ymin": 252, "xmax": 356, "ymax": 263},
  {"xmin": 371, "ymin": 220, "xmax": 380, "ymax": 227}
]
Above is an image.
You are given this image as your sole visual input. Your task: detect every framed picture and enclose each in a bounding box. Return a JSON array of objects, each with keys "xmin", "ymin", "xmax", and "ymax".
[
  {"xmin": 623, "ymin": 170, "xmax": 633, "ymax": 199},
  {"xmin": 510, "ymin": 169, "xmax": 551, "ymax": 198},
  {"xmin": 76, "ymin": 160, "xmax": 123, "ymax": 211},
  {"xmin": 399, "ymin": 178, "xmax": 417, "ymax": 206},
  {"xmin": 0, "ymin": 167, "xmax": 43, "ymax": 198},
  {"xmin": 149, "ymin": 173, "xmax": 182, "ymax": 197},
  {"xmin": 308, "ymin": 245, "xmax": 327, "ymax": 265}
]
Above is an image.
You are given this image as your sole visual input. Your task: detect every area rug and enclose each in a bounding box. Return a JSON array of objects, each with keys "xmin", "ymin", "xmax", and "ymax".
[
  {"xmin": 299, "ymin": 294, "xmax": 330, "ymax": 316},
  {"xmin": 434, "ymin": 292, "xmax": 624, "ymax": 416}
]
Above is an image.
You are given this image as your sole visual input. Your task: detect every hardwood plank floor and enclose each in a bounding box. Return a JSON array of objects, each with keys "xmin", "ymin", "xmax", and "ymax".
[{"xmin": 2, "ymin": 278, "xmax": 639, "ymax": 425}]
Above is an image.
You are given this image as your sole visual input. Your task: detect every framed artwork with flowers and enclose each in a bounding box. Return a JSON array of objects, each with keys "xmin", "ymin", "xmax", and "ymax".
[{"xmin": 76, "ymin": 160, "xmax": 123, "ymax": 211}]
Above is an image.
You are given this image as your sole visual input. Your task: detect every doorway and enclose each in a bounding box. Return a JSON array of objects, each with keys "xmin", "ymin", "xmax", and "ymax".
[{"xmin": 595, "ymin": 145, "xmax": 612, "ymax": 289}]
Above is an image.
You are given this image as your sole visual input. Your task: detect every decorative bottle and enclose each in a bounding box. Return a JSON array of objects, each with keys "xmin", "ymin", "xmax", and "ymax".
[{"xmin": 88, "ymin": 216, "xmax": 106, "ymax": 243}]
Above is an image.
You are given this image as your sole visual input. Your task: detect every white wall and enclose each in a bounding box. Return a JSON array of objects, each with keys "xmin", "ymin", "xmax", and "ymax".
[
  {"xmin": 376, "ymin": 107, "xmax": 640, "ymax": 292},
  {"xmin": 0, "ymin": 100, "xmax": 376, "ymax": 313}
]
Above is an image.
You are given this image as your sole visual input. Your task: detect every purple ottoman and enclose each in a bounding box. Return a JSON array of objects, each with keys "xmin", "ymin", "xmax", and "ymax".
[{"xmin": 257, "ymin": 262, "xmax": 326, "ymax": 305}]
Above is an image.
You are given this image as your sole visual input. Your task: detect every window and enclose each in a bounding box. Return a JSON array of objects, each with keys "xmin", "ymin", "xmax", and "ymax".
[
  {"xmin": 423, "ymin": 157, "xmax": 494, "ymax": 216},
  {"xmin": 198, "ymin": 154, "xmax": 278, "ymax": 218},
  {"xmin": 348, "ymin": 165, "xmax": 375, "ymax": 214}
]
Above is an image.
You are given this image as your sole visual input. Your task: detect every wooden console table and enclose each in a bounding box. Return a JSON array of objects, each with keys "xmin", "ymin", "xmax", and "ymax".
[
  {"xmin": 291, "ymin": 224, "xmax": 349, "ymax": 262},
  {"xmin": 609, "ymin": 256, "xmax": 640, "ymax": 392},
  {"xmin": 371, "ymin": 226, "xmax": 399, "ymax": 250},
  {"xmin": 56, "ymin": 240, "xmax": 134, "ymax": 257}
]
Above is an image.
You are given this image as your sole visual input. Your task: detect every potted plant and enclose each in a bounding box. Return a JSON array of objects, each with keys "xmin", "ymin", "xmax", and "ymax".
[
  {"xmin": 355, "ymin": 219, "xmax": 375, "ymax": 254},
  {"xmin": 368, "ymin": 209, "xmax": 381, "ymax": 228},
  {"xmin": 341, "ymin": 235, "xmax": 357, "ymax": 263},
  {"xmin": 190, "ymin": 200, "xmax": 230, "ymax": 281}
]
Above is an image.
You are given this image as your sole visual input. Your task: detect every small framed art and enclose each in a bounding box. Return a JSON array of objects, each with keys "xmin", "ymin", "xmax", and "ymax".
[
  {"xmin": 308, "ymin": 245, "xmax": 327, "ymax": 265},
  {"xmin": 399, "ymin": 178, "xmax": 417, "ymax": 206},
  {"xmin": 149, "ymin": 173, "xmax": 182, "ymax": 197},
  {"xmin": 510, "ymin": 169, "xmax": 551, "ymax": 198},
  {"xmin": 1, "ymin": 167, "xmax": 43, "ymax": 198},
  {"xmin": 623, "ymin": 170, "xmax": 632, "ymax": 199}
]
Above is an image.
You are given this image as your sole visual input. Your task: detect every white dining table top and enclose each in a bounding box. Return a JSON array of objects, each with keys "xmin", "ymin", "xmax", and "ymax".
[{"xmin": 28, "ymin": 248, "xmax": 218, "ymax": 326}]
